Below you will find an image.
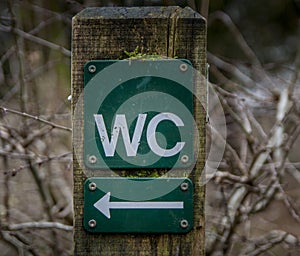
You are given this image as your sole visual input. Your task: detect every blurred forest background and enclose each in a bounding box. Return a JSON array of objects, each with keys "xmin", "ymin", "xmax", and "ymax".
[{"xmin": 0, "ymin": 0, "xmax": 299, "ymax": 255}]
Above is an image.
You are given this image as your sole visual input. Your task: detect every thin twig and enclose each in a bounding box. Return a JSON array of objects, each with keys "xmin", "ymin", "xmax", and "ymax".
[
  {"xmin": 242, "ymin": 230, "xmax": 294, "ymax": 256},
  {"xmin": 6, "ymin": 221, "xmax": 73, "ymax": 231},
  {"xmin": 208, "ymin": 52, "xmax": 257, "ymax": 89},
  {"xmin": 0, "ymin": 24, "xmax": 71, "ymax": 57},
  {"xmin": 3, "ymin": 151, "xmax": 72, "ymax": 176},
  {"xmin": 0, "ymin": 107, "xmax": 71, "ymax": 132},
  {"xmin": 208, "ymin": 123, "xmax": 248, "ymax": 175}
]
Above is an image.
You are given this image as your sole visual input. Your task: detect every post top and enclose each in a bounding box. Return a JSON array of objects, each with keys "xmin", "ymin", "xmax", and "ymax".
[{"xmin": 73, "ymin": 6, "xmax": 205, "ymax": 21}]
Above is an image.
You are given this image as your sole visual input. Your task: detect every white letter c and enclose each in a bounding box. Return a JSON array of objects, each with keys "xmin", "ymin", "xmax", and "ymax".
[{"xmin": 146, "ymin": 113, "xmax": 185, "ymax": 157}]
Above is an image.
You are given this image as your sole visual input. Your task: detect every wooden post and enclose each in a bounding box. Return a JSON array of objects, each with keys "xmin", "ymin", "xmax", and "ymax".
[{"xmin": 72, "ymin": 6, "xmax": 206, "ymax": 255}]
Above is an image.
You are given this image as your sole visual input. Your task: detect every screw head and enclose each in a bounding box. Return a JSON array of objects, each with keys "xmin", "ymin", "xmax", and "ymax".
[
  {"xmin": 180, "ymin": 219, "xmax": 189, "ymax": 229},
  {"xmin": 89, "ymin": 182, "xmax": 97, "ymax": 191},
  {"xmin": 181, "ymin": 155, "xmax": 189, "ymax": 164},
  {"xmin": 88, "ymin": 219, "xmax": 97, "ymax": 228},
  {"xmin": 179, "ymin": 63, "xmax": 188, "ymax": 72},
  {"xmin": 88, "ymin": 65, "xmax": 96, "ymax": 73},
  {"xmin": 180, "ymin": 182, "xmax": 189, "ymax": 191},
  {"xmin": 88, "ymin": 155, "xmax": 97, "ymax": 164}
]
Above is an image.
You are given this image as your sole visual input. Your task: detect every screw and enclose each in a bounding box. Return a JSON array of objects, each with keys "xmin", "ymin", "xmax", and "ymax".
[
  {"xmin": 180, "ymin": 182, "xmax": 189, "ymax": 191},
  {"xmin": 180, "ymin": 219, "xmax": 189, "ymax": 229},
  {"xmin": 88, "ymin": 219, "xmax": 97, "ymax": 228},
  {"xmin": 89, "ymin": 182, "xmax": 97, "ymax": 191},
  {"xmin": 179, "ymin": 63, "xmax": 188, "ymax": 72},
  {"xmin": 88, "ymin": 155, "xmax": 97, "ymax": 164},
  {"xmin": 88, "ymin": 65, "xmax": 96, "ymax": 73},
  {"xmin": 181, "ymin": 155, "xmax": 189, "ymax": 164}
]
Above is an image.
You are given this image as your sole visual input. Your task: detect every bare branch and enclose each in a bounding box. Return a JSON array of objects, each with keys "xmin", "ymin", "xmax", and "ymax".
[
  {"xmin": 208, "ymin": 11, "xmax": 276, "ymax": 90},
  {"xmin": 0, "ymin": 24, "xmax": 71, "ymax": 57},
  {"xmin": 213, "ymin": 171, "xmax": 248, "ymax": 184},
  {"xmin": 208, "ymin": 52, "xmax": 257, "ymax": 89},
  {"xmin": 242, "ymin": 230, "xmax": 299, "ymax": 256},
  {"xmin": 0, "ymin": 107, "xmax": 71, "ymax": 132},
  {"xmin": 208, "ymin": 11, "xmax": 259, "ymax": 65},
  {"xmin": 3, "ymin": 151, "xmax": 72, "ymax": 176},
  {"xmin": 6, "ymin": 221, "xmax": 73, "ymax": 231}
]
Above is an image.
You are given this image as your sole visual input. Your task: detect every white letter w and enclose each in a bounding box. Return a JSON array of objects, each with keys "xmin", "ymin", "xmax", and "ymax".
[{"xmin": 94, "ymin": 114, "xmax": 146, "ymax": 157}]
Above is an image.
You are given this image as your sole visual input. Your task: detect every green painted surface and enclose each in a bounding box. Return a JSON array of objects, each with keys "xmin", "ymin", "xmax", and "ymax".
[
  {"xmin": 84, "ymin": 59, "xmax": 194, "ymax": 169},
  {"xmin": 83, "ymin": 177, "xmax": 194, "ymax": 233}
]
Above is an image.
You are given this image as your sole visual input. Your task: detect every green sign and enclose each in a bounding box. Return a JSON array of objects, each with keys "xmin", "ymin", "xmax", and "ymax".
[
  {"xmin": 84, "ymin": 59, "xmax": 194, "ymax": 169},
  {"xmin": 83, "ymin": 178, "xmax": 194, "ymax": 233}
]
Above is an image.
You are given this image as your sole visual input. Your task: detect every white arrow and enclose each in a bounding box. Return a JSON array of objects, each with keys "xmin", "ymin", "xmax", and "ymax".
[{"xmin": 93, "ymin": 192, "xmax": 184, "ymax": 219}]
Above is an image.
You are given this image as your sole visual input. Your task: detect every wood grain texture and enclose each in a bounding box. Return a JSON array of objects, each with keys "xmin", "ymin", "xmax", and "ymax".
[{"xmin": 72, "ymin": 6, "xmax": 206, "ymax": 255}]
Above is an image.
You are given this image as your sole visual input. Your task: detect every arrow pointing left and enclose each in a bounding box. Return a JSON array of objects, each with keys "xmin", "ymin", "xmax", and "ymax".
[{"xmin": 93, "ymin": 192, "xmax": 184, "ymax": 219}]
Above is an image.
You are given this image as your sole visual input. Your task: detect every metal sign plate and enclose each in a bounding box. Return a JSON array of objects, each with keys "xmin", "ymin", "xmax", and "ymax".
[
  {"xmin": 83, "ymin": 177, "xmax": 194, "ymax": 233},
  {"xmin": 84, "ymin": 59, "xmax": 194, "ymax": 169}
]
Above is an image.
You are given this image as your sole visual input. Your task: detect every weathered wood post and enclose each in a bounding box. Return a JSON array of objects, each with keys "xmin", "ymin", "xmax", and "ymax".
[{"xmin": 72, "ymin": 6, "xmax": 206, "ymax": 255}]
